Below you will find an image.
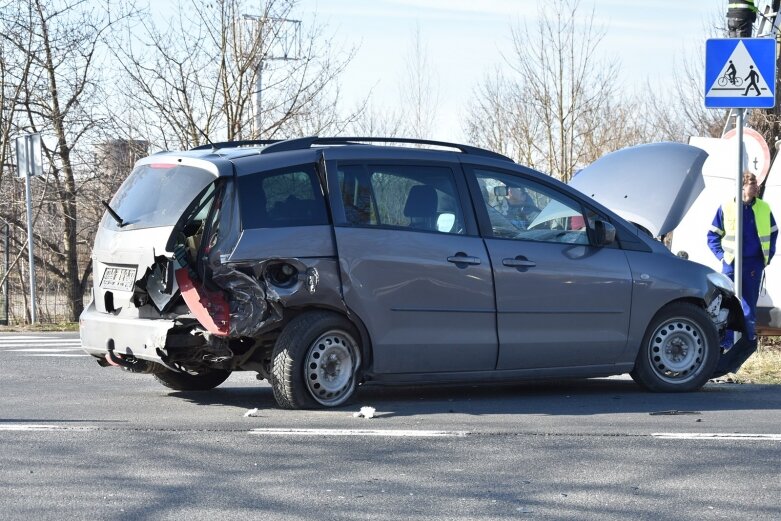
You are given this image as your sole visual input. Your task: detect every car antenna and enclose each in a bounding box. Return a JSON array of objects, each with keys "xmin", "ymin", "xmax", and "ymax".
[
  {"xmin": 101, "ymin": 200, "xmax": 126, "ymax": 227},
  {"xmin": 195, "ymin": 127, "xmax": 217, "ymax": 151}
]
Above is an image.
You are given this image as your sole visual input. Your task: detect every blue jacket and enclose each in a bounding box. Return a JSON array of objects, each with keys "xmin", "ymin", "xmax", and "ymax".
[{"xmin": 707, "ymin": 199, "xmax": 778, "ymax": 271}]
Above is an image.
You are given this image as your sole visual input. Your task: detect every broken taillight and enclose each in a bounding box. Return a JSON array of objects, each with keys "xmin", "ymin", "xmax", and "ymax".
[{"xmin": 175, "ymin": 268, "xmax": 230, "ymax": 336}]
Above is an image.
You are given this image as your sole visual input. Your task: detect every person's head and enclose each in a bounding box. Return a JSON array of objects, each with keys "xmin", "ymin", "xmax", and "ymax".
[
  {"xmin": 507, "ymin": 187, "xmax": 529, "ymax": 205},
  {"xmin": 743, "ymin": 171, "xmax": 758, "ymax": 202}
]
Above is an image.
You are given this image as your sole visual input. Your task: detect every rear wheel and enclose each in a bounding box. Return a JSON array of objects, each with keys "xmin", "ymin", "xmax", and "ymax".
[
  {"xmin": 630, "ymin": 302, "xmax": 719, "ymax": 392},
  {"xmin": 154, "ymin": 368, "xmax": 231, "ymax": 391},
  {"xmin": 271, "ymin": 311, "xmax": 361, "ymax": 409}
]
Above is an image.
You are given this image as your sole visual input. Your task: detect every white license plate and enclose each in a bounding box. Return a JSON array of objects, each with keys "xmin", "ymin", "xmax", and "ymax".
[{"xmin": 100, "ymin": 266, "xmax": 137, "ymax": 291}]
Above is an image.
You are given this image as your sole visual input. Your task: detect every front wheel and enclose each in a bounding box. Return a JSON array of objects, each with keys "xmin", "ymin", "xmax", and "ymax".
[
  {"xmin": 154, "ymin": 368, "xmax": 231, "ymax": 391},
  {"xmin": 630, "ymin": 302, "xmax": 719, "ymax": 392},
  {"xmin": 271, "ymin": 311, "xmax": 362, "ymax": 409}
]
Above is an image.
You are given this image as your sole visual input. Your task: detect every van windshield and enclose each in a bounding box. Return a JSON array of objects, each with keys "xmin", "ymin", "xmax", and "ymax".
[{"xmin": 105, "ymin": 164, "xmax": 216, "ymax": 230}]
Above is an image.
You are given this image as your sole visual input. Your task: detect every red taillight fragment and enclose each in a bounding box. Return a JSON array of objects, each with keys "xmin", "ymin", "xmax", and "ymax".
[{"xmin": 175, "ymin": 268, "xmax": 230, "ymax": 336}]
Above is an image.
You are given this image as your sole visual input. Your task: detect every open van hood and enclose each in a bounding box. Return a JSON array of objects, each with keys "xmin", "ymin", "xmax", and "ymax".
[{"xmin": 571, "ymin": 142, "xmax": 707, "ymax": 237}]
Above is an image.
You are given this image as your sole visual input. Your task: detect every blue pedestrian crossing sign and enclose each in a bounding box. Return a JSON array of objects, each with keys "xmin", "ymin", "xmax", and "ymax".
[{"xmin": 705, "ymin": 38, "xmax": 776, "ymax": 109}]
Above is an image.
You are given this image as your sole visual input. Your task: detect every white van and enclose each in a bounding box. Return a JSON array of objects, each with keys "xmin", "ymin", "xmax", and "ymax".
[{"xmin": 671, "ymin": 135, "xmax": 781, "ymax": 336}]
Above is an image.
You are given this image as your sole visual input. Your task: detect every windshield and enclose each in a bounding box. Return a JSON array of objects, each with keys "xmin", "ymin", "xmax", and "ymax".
[{"xmin": 105, "ymin": 164, "xmax": 216, "ymax": 230}]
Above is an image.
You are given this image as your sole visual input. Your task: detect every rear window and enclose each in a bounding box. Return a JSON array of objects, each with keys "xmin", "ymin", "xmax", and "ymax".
[
  {"xmin": 238, "ymin": 164, "xmax": 329, "ymax": 228},
  {"xmin": 106, "ymin": 164, "xmax": 216, "ymax": 230}
]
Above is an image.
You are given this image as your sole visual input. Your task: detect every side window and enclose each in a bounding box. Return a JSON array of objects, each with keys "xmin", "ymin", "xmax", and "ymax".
[
  {"xmin": 237, "ymin": 164, "xmax": 328, "ymax": 229},
  {"xmin": 338, "ymin": 163, "xmax": 465, "ymax": 235},
  {"xmin": 474, "ymin": 169, "xmax": 590, "ymax": 245},
  {"xmin": 338, "ymin": 164, "xmax": 378, "ymax": 225}
]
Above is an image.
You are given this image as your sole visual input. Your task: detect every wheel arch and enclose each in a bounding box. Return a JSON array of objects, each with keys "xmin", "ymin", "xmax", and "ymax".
[
  {"xmin": 630, "ymin": 299, "xmax": 720, "ymax": 392},
  {"xmin": 279, "ymin": 304, "xmax": 374, "ymax": 379}
]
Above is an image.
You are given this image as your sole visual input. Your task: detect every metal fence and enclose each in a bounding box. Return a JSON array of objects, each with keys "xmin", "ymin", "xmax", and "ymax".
[{"xmin": 0, "ymin": 224, "xmax": 93, "ymax": 325}]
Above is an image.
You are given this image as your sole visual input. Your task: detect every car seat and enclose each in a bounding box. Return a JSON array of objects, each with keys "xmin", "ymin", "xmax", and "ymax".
[{"xmin": 403, "ymin": 185, "xmax": 438, "ymax": 231}]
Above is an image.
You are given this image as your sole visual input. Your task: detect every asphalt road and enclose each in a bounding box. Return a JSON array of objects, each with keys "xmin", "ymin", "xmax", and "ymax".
[{"xmin": 1, "ymin": 332, "xmax": 779, "ymax": 520}]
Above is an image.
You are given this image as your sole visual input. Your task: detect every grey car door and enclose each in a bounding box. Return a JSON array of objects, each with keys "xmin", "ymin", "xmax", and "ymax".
[
  {"xmin": 466, "ymin": 166, "xmax": 633, "ymax": 370},
  {"xmin": 328, "ymin": 161, "xmax": 497, "ymax": 374}
]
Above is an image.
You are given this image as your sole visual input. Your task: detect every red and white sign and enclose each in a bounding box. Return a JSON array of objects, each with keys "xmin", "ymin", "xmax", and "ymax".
[{"xmin": 723, "ymin": 127, "xmax": 771, "ymax": 185}]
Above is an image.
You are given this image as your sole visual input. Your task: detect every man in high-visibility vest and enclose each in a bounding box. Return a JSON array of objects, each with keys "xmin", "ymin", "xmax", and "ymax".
[
  {"xmin": 727, "ymin": 0, "xmax": 757, "ymax": 37},
  {"xmin": 708, "ymin": 172, "xmax": 777, "ymax": 374}
]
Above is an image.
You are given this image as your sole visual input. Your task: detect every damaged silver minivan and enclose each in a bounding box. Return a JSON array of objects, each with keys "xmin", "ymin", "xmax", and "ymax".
[{"xmin": 80, "ymin": 137, "xmax": 746, "ymax": 409}]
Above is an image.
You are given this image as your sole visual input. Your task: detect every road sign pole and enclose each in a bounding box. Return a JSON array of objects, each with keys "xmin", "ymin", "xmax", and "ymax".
[
  {"xmin": 23, "ymin": 141, "xmax": 36, "ymax": 324},
  {"xmin": 735, "ymin": 109, "xmax": 745, "ymax": 332},
  {"xmin": 2, "ymin": 221, "xmax": 8, "ymax": 326}
]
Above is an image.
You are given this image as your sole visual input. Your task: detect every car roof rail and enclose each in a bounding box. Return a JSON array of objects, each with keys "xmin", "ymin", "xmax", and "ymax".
[
  {"xmin": 260, "ymin": 136, "xmax": 513, "ymax": 162},
  {"xmin": 189, "ymin": 139, "xmax": 279, "ymax": 151},
  {"xmin": 189, "ymin": 136, "xmax": 513, "ymax": 162}
]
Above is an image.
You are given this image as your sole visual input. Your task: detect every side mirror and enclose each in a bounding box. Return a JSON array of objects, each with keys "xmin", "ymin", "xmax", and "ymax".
[
  {"xmin": 593, "ymin": 219, "xmax": 616, "ymax": 246},
  {"xmin": 493, "ymin": 186, "xmax": 508, "ymax": 198},
  {"xmin": 436, "ymin": 212, "xmax": 456, "ymax": 233}
]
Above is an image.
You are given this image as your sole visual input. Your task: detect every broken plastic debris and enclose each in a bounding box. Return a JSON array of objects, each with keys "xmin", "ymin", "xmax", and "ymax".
[
  {"xmin": 244, "ymin": 408, "xmax": 260, "ymax": 417},
  {"xmin": 352, "ymin": 406, "xmax": 376, "ymax": 419}
]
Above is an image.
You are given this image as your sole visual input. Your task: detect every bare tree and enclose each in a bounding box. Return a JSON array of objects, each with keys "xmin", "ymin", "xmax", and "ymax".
[
  {"xmin": 642, "ymin": 54, "xmax": 727, "ymax": 142},
  {"xmin": 347, "ymin": 99, "xmax": 407, "ymax": 137},
  {"xmin": 112, "ymin": 0, "xmax": 360, "ymax": 150},
  {"xmin": 0, "ymin": 0, "xmax": 136, "ymax": 321},
  {"xmin": 465, "ymin": 0, "xmax": 647, "ymax": 182},
  {"xmin": 399, "ymin": 24, "xmax": 439, "ymax": 140}
]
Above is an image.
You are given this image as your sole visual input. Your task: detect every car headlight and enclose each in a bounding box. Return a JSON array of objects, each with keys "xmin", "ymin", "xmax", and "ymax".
[{"xmin": 707, "ymin": 272, "xmax": 735, "ymax": 295}]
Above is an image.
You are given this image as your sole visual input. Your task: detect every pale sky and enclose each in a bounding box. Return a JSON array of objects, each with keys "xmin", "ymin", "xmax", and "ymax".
[{"xmin": 290, "ymin": 0, "xmax": 728, "ymax": 142}]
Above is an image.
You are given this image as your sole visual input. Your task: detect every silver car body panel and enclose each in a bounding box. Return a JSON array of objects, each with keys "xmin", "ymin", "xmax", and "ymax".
[
  {"xmin": 334, "ymin": 227, "xmax": 497, "ymax": 374},
  {"xmin": 487, "ymin": 239, "xmax": 633, "ymax": 369},
  {"xmin": 228, "ymin": 226, "xmax": 336, "ymax": 262},
  {"xmin": 90, "ymin": 226, "xmax": 176, "ymax": 314},
  {"xmin": 572, "ymin": 142, "xmax": 707, "ymax": 237},
  {"xmin": 80, "ymin": 301, "xmax": 176, "ymax": 362}
]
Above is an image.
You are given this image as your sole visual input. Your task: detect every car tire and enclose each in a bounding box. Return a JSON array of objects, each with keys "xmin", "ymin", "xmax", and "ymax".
[
  {"xmin": 630, "ymin": 302, "xmax": 719, "ymax": 392},
  {"xmin": 153, "ymin": 368, "xmax": 231, "ymax": 391},
  {"xmin": 271, "ymin": 311, "xmax": 362, "ymax": 409}
]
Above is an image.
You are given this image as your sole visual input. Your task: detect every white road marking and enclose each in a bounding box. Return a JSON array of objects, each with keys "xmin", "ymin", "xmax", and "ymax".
[
  {"xmin": 249, "ymin": 428, "xmax": 469, "ymax": 437},
  {"xmin": 653, "ymin": 432, "xmax": 781, "ymax": 441},
  {"xmin": 0, "ymin": 337, "xmax": 83, "ymax": 357},
  {"xmin": 1, "ymin": 347, "xmax": 82, "ymax": 352},
  {"xmin": 0, "ymin": 424, "xmax": 96, "ymax": 431},
  {"xmin": 25, "ymin": 354, "xmax": 90, "ymax": 357},
  {"xmin": 0, "ymin": 339, "xmax": 81, "ymax": 344},
  {"xmin": 7, "ymin": 348, "xmax": 84, "ymax": 352},
  {"xmin": 0, "ymin": 425, "xmax": 776, "ymax": 440}
]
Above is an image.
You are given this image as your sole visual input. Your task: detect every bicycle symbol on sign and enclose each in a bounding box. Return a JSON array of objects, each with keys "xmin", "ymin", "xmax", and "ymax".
[
  {"xmin": 718, "ymin": 60, "xmax": 742, "ymax": 87},
  {"xmin": 718, "ymin": 74, "xmax": 743, "ymax": 87}
]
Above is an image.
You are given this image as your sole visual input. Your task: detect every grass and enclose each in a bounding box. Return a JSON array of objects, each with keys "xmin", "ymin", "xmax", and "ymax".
[
  {"xmin": 731, "ymin": 338, "xmax": 781, "ymax": 384},
  {"xmin": 0, "ymin": 322, "xmax": 79, "ymax": 332}
]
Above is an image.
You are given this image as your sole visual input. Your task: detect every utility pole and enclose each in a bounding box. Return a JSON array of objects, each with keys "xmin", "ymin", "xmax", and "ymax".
[{"xmin": 241, "ymin": 14, "xmax": 301, "ymax": 139}]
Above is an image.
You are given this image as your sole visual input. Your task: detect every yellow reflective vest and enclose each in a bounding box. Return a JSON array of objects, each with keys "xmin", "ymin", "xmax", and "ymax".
[{"xmin": 721, "ymin": 198, "xmax": 772, "ymax": 265}]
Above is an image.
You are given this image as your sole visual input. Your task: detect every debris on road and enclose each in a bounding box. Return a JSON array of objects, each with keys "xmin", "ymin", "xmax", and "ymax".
[
  {"xmin": 353, "ymin": 406, "xmax": 376, "ymax": 419},
  {"xmin": 244, "ymin": 408, "xmax": 261, "ymax": 417}
]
